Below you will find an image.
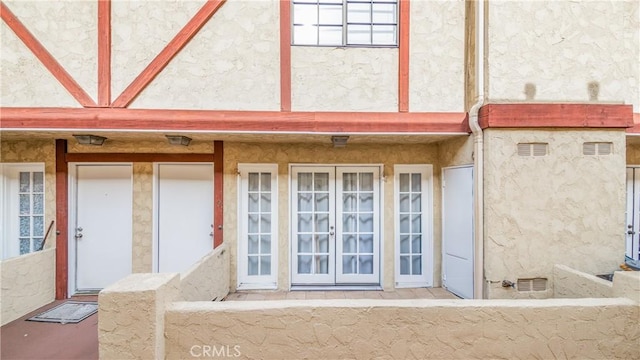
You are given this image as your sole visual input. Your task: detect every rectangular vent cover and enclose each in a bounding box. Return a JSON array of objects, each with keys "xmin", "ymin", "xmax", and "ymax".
[
  {"xmin": 517, "ymin": 143, "xmax": 548, "ymax": 157},
  {"xmin": 583, "ymin": 142, "xmax": 612, "ymax": 155},
  {"xmin": 517, "ymin": 278, "xmax": 547, "ymax": 292}
]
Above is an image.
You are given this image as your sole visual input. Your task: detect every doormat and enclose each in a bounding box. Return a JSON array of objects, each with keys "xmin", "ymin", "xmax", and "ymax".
[{"xmin": 27, "ymin": 301, "xmax": 98, "ymax": 324}]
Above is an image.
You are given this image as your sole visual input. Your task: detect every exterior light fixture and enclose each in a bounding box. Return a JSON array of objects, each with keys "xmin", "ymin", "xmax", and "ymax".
[
  {"xmin": 165, "ymin": 135, "xmax": 192, "ymax": 146},
  {"xmin": 73, "ymin": 134, "xmax": 107, "ymax": 146},
  {"xmin": 331, "ymin": 135, "xmax": 349, "ymax": 148}
]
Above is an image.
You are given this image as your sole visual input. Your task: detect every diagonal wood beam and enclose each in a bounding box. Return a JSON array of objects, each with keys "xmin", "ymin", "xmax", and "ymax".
[
  {"xmin": 0, "ymin": 1, "xmax": 97, "ymax": 107},
  {"xmin": 98, "ymin": 0, "xmax": 111, "ymax": 106},
  {"xmin": 111, "ymin": 0, "xmax": 226, "ymax": 108}
]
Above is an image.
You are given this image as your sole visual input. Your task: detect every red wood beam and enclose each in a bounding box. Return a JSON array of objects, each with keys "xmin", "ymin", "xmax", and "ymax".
[
  {"xmin": 0, "ymin": 107, "xmax": 470, "ymax": 133},
  {"xmin": 65, "ymin": 153, "xmax": 214, "ymax": 163},
  {"xmin": 398, "ymin": 0, "xmax": 410, "ymax": 112},
  {"xmin": 111, "ymin": 0, "xmax": 226, "ymax": 108},
  {"xmin": 0, "ymin": 2, "xmax": 96, "ymax": 108},
  {"xmin": 213, "ymin": 141, "xmax": 224, "ymax": 248},
  {"xmin": 279, "ymin": 0, "xmax": 292, "ymax": 112},
  {"xmin": 478, "ymin": 103, "xmax": 633, "ymax": 129},
  {"xmin": 98, "ymin": 0, "xmax": 111, "ymax": 107},
  {"xmin": 626, "ymin": 113, "xmax": 640, "ymax": 133},
  {"xmin": 55, "ymin": 139, "xmax": 69, "ymax": 299}
]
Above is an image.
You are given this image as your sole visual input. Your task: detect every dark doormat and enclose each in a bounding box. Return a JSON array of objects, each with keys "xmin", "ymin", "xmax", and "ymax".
[{"xmin": 27, "ymin": 301, "xmax": 98, "ymax": 324}]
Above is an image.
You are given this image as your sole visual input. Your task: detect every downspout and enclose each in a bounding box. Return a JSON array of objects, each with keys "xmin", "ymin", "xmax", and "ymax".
[{"xmin": 469, "ymin": 0, "xmax": 485, "ymax": 299}]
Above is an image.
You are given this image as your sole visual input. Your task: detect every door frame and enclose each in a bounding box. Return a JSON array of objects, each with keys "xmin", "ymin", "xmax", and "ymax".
[
  {"xmin": 288, "ymin": 164, "xmax": 384, "ymax": 287},
  {"xmin": 626, "ymin": 166, "xmax": 640, "ymax": 267},
  {"xmin": 67, "ymin": 162, "xmax": 133, "ymax": 295},
  {"xmin": 151, "ymin": 162, "xmax": 214, "ymax": 273}
]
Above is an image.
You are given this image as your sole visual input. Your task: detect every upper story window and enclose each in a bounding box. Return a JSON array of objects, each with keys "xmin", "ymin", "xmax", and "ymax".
[{"xmin": 292, "ymin": 0, "xmax": 398, "ymax": 47}]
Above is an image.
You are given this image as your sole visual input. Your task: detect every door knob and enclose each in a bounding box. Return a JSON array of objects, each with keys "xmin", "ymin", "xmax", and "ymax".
[
  {"xmin": 75, "ymin": 227, "xmax": 83, "ymax": 239},
  {"xmin": 628, "ymin": 230, "xmax": 636, "ymax": 235}
]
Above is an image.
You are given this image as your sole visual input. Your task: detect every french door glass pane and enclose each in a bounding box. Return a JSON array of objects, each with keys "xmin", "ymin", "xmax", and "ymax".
[
  {"xmin": 315, "ymin": 193, "xmax": 329, "ymax": 211},
  {"xmin": 20, "ymin": 238, "xmax": 30, "ymax": 255},
  {"xmin": 248, "ymin": 256, "xmax": 259, "ymax": 275},
  {"xmin": 248, "ymin": 173, "xmax": 259, "ymax": 191},
  {"xmin": 298, "ymin": 193, "xmax": 313, "ymax": 211},
  {"xmin": 400, "ymin": 255, "xmax": 410, "ymax": 275},
  {"xmin": 296, "ymin": 172, "xmax": 331, "ymax": 276},
  {"xmin": 248, "ymin": 235, "xmax": 259, "ymax": 254},
  {"xmin": 316, "ymin": 255, "xmax": 329, "ymax": 274},
  {"xmin": 19, "ymin": 172, "xmax": 30, "ymax": 192},
  {"xmin": 20, "ymin": 217, "xmax": 30, "ymax": 237},
  {"xmin": 316, "ymin": 234, "xmax": 329, "ymax": 252},
  {"xmin": 298, "ymin": 255, "xmax": 312, "ymax": 273},
  {"xmin": 260, "ymin": 256, "xmax": 271, "ymax": 275},
  {"xmin": 359, "ymin": 255, "xmax": 373, "ymax": 274},
  {"xmin": 249, "ymin": 193, "xmax": 259, "ymax": 212},
  {"xmin": 33, "ymin": 216, "xmax": 44, "ymax": 236},
  {"xmin": 260, "ymin": 235, "xmax": 271, "ymax": 254},
  {"xmin": 19, "ymin": 194, "xmax": 30, "ymax": 214},
  {"xmin": 33, "ymin": 172, "xmax": 44, "ymax": 192}
]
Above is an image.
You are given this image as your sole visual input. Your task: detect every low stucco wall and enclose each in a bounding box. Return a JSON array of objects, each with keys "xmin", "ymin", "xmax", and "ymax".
[
  {"xmin": 0, "ymin": 248, "xmax": 55, "ymax": 325},
  {"xmin": 165, "ymin": 298, "xmax": 639, "ymax": 359},
  {"xmin": 554, "ymin": 264, "xmax": 613, "ymax": 298},
  {"xmin": 180, "ymin": 243, "xmax": 229, "ymax": 301}
]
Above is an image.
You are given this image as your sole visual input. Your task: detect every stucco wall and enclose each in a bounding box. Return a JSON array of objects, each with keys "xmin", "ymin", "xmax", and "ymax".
[
  {"xmin": 132, "ymin": 163, "xmax": 153, "ymax": 273},
  {"xmin": 164, "ymin": 298, "xmax": 639, "ymax": 359},
  {"xmin": 484, "ymin": 129, "xmax": 626, "ymax": 299},
  {"xmin": 224, "ymin": 142, "xmax": 442, "ymax": 291},
  {"xmin": 554, "ymin": 264, "xmax": 613, "ymax": 298},
  {"xmin": 438, "ymin": 135, "xmax": 473, "ymax": 168},
  {"xmin": 291, "ymin": 47, "xmax": 398, "ymax": 112},
  {"xmin": 487, "ymin": 0, "xmax": 640, "ymax": 111},
  {"xmin": 180, "ymin": 243, "xmax": 229, "ymax": 302},
  {"xmin": 409, "ymin": 0, "xmax": 465, "ymax": 112},
  {"xmin": 0, "ymin": 248, "xmax": 55, "ymax": 325},
  {"xmin": 0, "ymin": 1, "xmax": 94, "ymax": 107}
]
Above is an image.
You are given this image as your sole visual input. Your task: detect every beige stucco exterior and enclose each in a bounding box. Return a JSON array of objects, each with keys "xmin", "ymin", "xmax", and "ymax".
[
  {"xmin": 0, "ymin": 248, "xmax": 56, "ymax": 325},
  {"xmin": 484, "ymin": 129, "xmax": 626, "ymax": 298},
  {"xmin": 180, "ymin": 243, "xmax": 230, "ymax": 302},
  {"xmin": 487, "ymin": 0, "xmax": 640, "ymax": 111},
  {"xmin": 554, "ymin": 264, "xmax": 613, "ymax": 298}
]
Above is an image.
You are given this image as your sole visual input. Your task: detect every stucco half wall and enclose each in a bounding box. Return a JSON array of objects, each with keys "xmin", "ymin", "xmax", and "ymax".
[{"xmin": 483, "ymin": 129, "xmax": 626, "ymax": 299}]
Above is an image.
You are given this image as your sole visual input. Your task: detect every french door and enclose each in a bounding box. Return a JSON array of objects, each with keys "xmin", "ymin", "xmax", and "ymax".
[{"xmin": 291, "ymin": 166, "xmax": 380, "ymax": 285}]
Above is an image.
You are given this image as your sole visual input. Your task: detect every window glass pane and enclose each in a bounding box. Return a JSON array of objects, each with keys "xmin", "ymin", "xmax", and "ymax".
[
  {"xmin": 347, "ymin": 24, "xmax": 371, "ymax": 45},
  {"xmin": 33, "ymin": 194, "xmax": 44, "ymax": 215},
  {"xmin": 399, "ymin": 214, "xmax": 410, "ymax": 234},
  {"xmin": 318, "ymin": 26, "xmax": 342, "ymax": 46},
  {"xmin": 359, "ymin": 255, "xmax": 373, "ymax": 274},
  {"xmin": 260, "ymin": 193, "xmax": 271, "ymax": 212},
  {"xmin": 33, "ymin": 216, "xmax": 44, "ymax": 237},
  {"xmin": 20, "ymin": 238, "xmax": 30, "ymax": 255},
  {"xmin": 411, "ymin": 214, "xmax": 421, "ymax": 233},
  {"xmin": 248, "ymin": 256, "xmax": 259, "ymax": 275},
  {"xmin": 411, "ymin": 235, "xmax": 421, "ymax": 253},
  {"xmin": 343, "ymin": 255, "xmax": 356, "ymax": 274},
  {"xmin": 319, "ymin": 5, "xmax": 342, "ymax": 25},
  {"xmin": 411, "ymin": 173, "xmax": 422, "ymax": 192},
  {"xmin": 359, "ymin": 193, "xmax": 373, "ymax": 211},
  {"xmin": 260, "ymin": 173, "xmax": 271, "ymax": 191},
  {"xmin": 20, "ymin": 216, "xmax": 30, "ymax": 237},
  {"xmin": 399, "ymin": 173, "xmax": 410, "ymax": 192},
  {"xmin": 260, "ymin": 256, "xmax": 271, "ymax": 275},
  {"xmin": 293, "ymin": 4, "xmax": 318, "ymax": 25},
  {"xmin": 343, "ymin": 213, "xmax": 357, "ymax": 232},
  {"xmin": 19, "ymin": 172, "xmax": 30, "ymax": 192},
  {"xmin": 315, "ymin": 193, "xmax": 329, "ymax": 211},
  {"xmin": 343, "ymin": 193, "xmax": 356, "ymax": 211},
  {"xmin": 315, "ymin": 213, "xmax": 329, "ymax": 232},
  {"xmin": 248, "ymin": 214, "xmax": 259, "ymax": 233},
  {"xmin": 298, "ymin": 255, "xmax": 312, "ymax": 274},
  {"xmin": 400, "ymin": 255, "xmax": 410, "ymax": 275},
  {"xmin": 298, "ymin": 193, "xmax": 313, "ymax": 212},
  {"xmin": 260, "ymin": 214, "xmax": 271, "ymax": 233},
  {"xmin": 34, "ymin": 238, "xmax": 43, "ymax": 252},
  {"xmin": 248, "ymin": 193, "xmax": 259, "ymax": 212},
  {"xmin": 343, "ymin": 173, "xmax": 357, "ymax": 191},
  {"xmin": 343, "ymin": 234, "xmax": 357, "ymax": 253},
  {"xmin": 372, "ymin": 3, "xmax": 396, "ymax": 23},
  {"xmin": 33, "ymin": 172, "xmax": 44, "ymax": 192},
  {"xmin": 298, "ymin": 213, "xmax": 313, "ymax": 232},
  {"xmin": 248, "ymin": 173, "xmax": 259, "ymax": 191},
  {"xmin": 248, "ymin": 235, "xmax": 259, "ymax": 254},
  {"xmin": 316, "ymin": 234, "xmax": 329, "ymax": 253},
  {"xmin": 299, "ymin": 173, "xmax": 313, "ymax": 191},
  {"xmin": 412, "ymin": 255, "xmax": 422, "ymax": 275},
  {"xmin": 399, "ymin": 194, "xmax": 410, "ymax": 212},
  {"xmin": 400, "ymin": 235, "xmax": 410, "ymax": 254},
  {"xmin": 372, "ymin": 25, "xmax": 396, "ymax": 45},
  {"xmin": 411, "ymin": 194, "xmax": 421, "ymax": 212},
  {"xmin": 314, "ymin": 173, "xmax": 329, "ymax": 192},
  {"xmin": 260, "ymin": 235, "xmax": 271, "ymax": 255},
  {"xmin": 359, "ymin": 214, "xmax": 373, "ymax": 232},
  {"xmin": 298, "ymin": 234, "xmax": 312, "ymax": 253},
  {"xmin": 316, "ymin": 255, "xmax": 329, "ymax": 274},
  {"xmin": 347, "ymin": 2, "xmax": 371, "ymax": 23},
  {"xmin": 20, "ymin": 194, "xmax": 30, "ymax": 215},
  {"xmin": 293, "ymin": 24, "xmax": 318, "ymax": 45},
  {"xmin": 360, "ymin": 173, "xmax": 373, "ymax": 191},
  {"xmin": 359, "ymin": 234, "xmax": 373, "ymax": 253}
]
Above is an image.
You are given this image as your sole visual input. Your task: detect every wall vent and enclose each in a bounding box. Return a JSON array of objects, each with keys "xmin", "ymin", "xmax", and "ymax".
[
  {"xmin": 517, "ymin": 278, "xmax": 547, "ymax": 292},
  {"xmin": 517, "ymin": 143, "xmax": 548, "ymax": 157},
  {"xmin": 583, "ymin": 142, "xmax": 612, "ymax": 156}
]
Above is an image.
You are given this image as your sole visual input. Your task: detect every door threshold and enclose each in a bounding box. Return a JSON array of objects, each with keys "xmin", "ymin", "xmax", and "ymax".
[{"xmin": 290, "ymin": 285, "xmax": 383, "ymax": 291}]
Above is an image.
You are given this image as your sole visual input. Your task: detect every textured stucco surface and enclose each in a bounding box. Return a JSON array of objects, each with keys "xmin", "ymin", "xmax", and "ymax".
[
  {"xmin": 132, "ymin": 163, "xmax": 153, "ymax": 273},
  {"xmin": 484, "ymin": 129, "xmax": 626, "ymax": 299},
  {"xmin": 487, "ymin": 0, "xmax": 640, "ymax": 111},
  {"xmin": 291, "ymin": 47, "xmax": 398, "ymax": 112},
  {"xmin": 164, "ymin": 298, "xmax": 639, "ymax": 359},
  {"xmin": 554, "ymin": 264, "xmax": 613, "ymax": 299},
  {"xmin": 612, "ymin": 271, "xmax": 640, "ymax": 302},
  {"xmin": 0, "ymin": 248, "xmax": 55, "ymax": 325},
  {"xmin": 224, "ymin": 142, "xmax": 442, "ymax": 291},
  {"xmin": 409, "ymin": 0, "xmax": 465, "ymax": 112},
  {"xmin": 438, "ymin": 135, "xmax": 473, "ymax": 167},
  {"xmin": 130, "ymin": 0, "xmax": 280, "ymax": 110},
  {"xmin": 99, "ymin": 273, "xmax": 181, "ymax": 360},
  {"xmin": 1, "ymin": 0, "xmax": 96, "ymax": 106},
  {"xmin": 180, "ymin": 243, "xmax": 230, "ymax": 301}
]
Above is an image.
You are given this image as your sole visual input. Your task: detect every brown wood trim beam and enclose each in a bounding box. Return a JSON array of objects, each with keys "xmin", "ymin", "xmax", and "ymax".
[
  {"xmin": 213, "ymin": 141, "xmax": 223, "ymax": 248},
  {"xmin": 111, "ymin": 0, "xmax": 226, "ymax": 108},
  {"xmin": 65, "ymin": 153, "xmax": 214, "ymax": 163},
  {"xmin": 279, "ymin": 0, "xmax": 292, "ymax": 112},
  {"xmin": 55, "ymin": 139, "xmax": 69, "ymax": 299},
  {"xmin": 398, "ymin": 0, "xmax": 410, "ymax": 112},
  {"xmin": 98, "ymin": 0, "xmax": 111, "ymax": 107},
  {"xmin": 478, "ymin": 103, "xmax": 633, "ymax": 129},
  {"xmin": 626, "ymin": 113, "xmax": 640, "ymax": 133},
  {"xmin": 0, "ymin": 107, "xmax": 470, "ymax": 133},
  {"xmin": 0, "ymin": 2, "xmax": 97, "ymax": 108}
]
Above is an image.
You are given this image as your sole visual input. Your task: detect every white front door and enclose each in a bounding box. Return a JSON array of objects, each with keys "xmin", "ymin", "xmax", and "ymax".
[
  {"xmin": 291, "ymin": 166, "xmax": 380, "ymax": 285},
  {"xmin": 625, "ymin": 168, "xmax": 640, "ymax": 268},
  {"xmin": 442, "ymin": 166, "xmax": 474, "ymax": 299},
  {"xmin": 156, "ymin": 164, "xmax": 213, "ymax": 273},
  {"xmin": 73, "ymin": 164, "xmax": 133, "ymax": 292}
]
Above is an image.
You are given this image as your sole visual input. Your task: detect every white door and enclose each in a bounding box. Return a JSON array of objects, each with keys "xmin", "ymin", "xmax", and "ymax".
[
  {"xmin": 156, "ymin": 164, "xmax": 214, "ymax": 273},
  {"xmin": 625, "ymin": 168, "xmax": 640, "ymax": 267},
  {"xmin": 442, "ymin": 166, "xmax": 474, "ymax": 299},
  {"xmin": 74, "ymin": 164, "xmax": 133, "ymax": 292},
  {"xmin": 291, "ymin": 166, "xmax": 380, "ymax": 285}
]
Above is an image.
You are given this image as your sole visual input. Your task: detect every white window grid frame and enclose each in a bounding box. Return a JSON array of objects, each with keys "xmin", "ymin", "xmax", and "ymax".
[{"xmin": 291, "ymin": 0, "xmax": 399, "ymax": 47}]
